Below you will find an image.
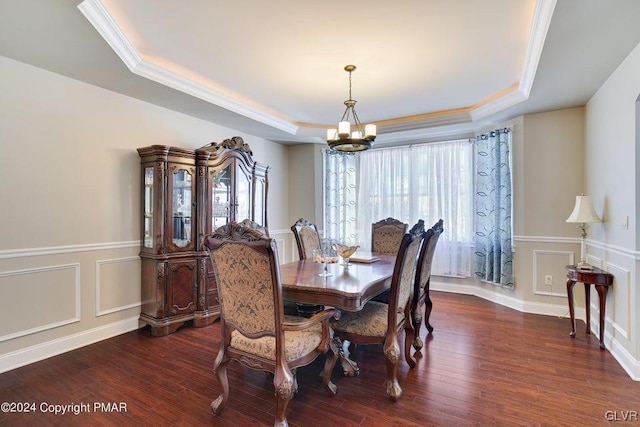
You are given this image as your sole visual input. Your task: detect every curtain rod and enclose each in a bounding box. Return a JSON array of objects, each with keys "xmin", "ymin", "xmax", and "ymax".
[{"xmin": 477, "ymin": 126, "xmax": 512, "ymax": 139}]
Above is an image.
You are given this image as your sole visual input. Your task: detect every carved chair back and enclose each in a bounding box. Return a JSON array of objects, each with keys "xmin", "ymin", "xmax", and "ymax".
[
  {"xmin": 291, "ymin": 218, "xmax": 322, "ymax": 260},
  {"xmin": 389, "ymin": 221, "xmax": 424, "ymax": 323},
  {"xmin": 371, "ymin": 217, "xmax": 408, "ymax": 254},
  {"xmin": 238, "ymin": 218, "xmax": 270, "ymax": 237},
  {"xmin": 410, "ymin": 219, "xmax": 444, "ymax": 348},
  {"xmin": 205, "ymin": 222, "xmax": 280, "ymax": 339},
  {"xmin": 415, "ymin": 219, "xmax": 443, "ymax": 300}
]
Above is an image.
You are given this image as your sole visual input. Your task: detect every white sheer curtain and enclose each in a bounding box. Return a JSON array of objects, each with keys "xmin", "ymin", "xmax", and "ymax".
[
  {"xmin": 357, "ymin": 140, "xmax": 473, "ymax": 277},
  {"xmin": 356, "ymin": 146, "xmax": 412, "ymax": 242}
]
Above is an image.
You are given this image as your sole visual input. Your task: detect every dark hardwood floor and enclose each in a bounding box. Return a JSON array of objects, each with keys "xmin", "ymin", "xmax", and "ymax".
[{"xmin": 1, "ymin": 291, "xmax": 639, "ymax": 426}]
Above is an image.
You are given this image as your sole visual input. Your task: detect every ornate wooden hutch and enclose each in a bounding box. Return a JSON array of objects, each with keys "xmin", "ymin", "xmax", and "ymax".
[{"xmin": 138, "ymin": 137, "xmax": 269, "ymax": 336}]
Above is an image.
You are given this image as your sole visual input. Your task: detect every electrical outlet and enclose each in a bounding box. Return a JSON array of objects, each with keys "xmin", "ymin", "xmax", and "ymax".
[{"xmin": 544, "ymin": 275, "xmax": 553, "ymax": 286}]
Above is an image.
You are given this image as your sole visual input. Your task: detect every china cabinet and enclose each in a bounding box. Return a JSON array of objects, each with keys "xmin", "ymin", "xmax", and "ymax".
[{"xmin": 137, "ymin": 137, "xmax": 269, "ymax": 336}]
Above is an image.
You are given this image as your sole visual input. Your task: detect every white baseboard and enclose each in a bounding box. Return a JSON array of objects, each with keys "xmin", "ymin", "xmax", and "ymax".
[
  {"xmin": 594, "ymin": 319, "xmax": 640, "ymax": 381},
  {"xmin": 431, "ymin": 280, "xmax": 583, "ymax": 319},
  {"xmin": 0, "ymin": 316, "xmax": 140, "ymax": 374},
  {"xmin": 610, "ymin": 343, "xmax": 640, "ymax": 381}
]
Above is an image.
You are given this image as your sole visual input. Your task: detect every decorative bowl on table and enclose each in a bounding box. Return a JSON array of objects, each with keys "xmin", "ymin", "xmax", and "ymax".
[{"xmin": 331, "ymin": 244, "xmax": 360, "ymax": 267}]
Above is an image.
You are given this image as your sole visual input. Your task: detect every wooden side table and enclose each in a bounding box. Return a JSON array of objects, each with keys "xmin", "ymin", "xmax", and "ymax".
[{"xmin": 566, "ymin": 265, "xmax": 614, "ymax": 350}]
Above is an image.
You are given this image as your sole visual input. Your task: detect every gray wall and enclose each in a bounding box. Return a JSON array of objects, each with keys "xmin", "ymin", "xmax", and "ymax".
[{"xmin": 0, "ymin": 55, "xmax": 292, "ymax": 371}]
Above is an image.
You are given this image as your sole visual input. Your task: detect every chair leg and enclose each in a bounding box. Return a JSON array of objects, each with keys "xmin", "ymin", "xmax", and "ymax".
[
  {"xmin": 274, "ymin": 395, "xmax": 290, "ymax": 427},
  {"xmin": 291, "ymin": 368, "xmax": 298, "ymax": 395},
  {"xmin": 274, "ymin": 364, "xmax": 295, "ymax": 427},
  {"xmin": 403, "ymin": 322, "xmax": 417, "ymax": 369},
  {"xmin": 322, "ymin": 346, "xmax": 339, "ymax": 396},
  {"xmin": 425, "ymin": 294, "xmax": 434, "ymax": 334},
  {"xmin": 383, "ymin": 337, "xmax": 402, "ymax": 402},
  {"xmin": 411, "ymin": 303, "xmax": 424, "ymax": 350},
  {"xmin": 211, "ymin": 350, "xmax": 230, "ymax": 415}
]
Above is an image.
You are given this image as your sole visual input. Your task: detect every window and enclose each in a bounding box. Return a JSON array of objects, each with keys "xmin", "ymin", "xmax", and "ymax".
[{"xmin": 325, "ymin": 139, "xmax": 473, "ymax": 277}]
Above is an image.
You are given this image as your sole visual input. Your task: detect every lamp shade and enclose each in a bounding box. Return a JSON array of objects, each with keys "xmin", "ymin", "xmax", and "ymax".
[{"xmin": 566, "ymin": 195, "xmax": 601, "ymax": 224}]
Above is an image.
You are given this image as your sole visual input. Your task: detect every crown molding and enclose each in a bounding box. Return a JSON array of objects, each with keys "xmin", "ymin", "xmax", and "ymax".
[
  {"xmin": 77, "ymin": 0, "xmax": 298, "ymax": 135},
  {"xmin": 520, "ymin": 0, "xmax": 557, "ymax": 96},
  {"xmin": 77, "ymin": 0, "xmax": 140, "ymax": 71},
  {"xmin": 470, "ymin": 0, "xmax": 556, "ymax": 121},
  {"xmin": 470, "ymin": 86, "xmax": 528, "ymax": 121},
  {"xmin": 78, "ymin": 0, "xmax": 555, "ymax": 140}
]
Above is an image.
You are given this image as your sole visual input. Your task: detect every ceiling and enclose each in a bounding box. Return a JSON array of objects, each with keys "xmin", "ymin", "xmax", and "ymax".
[{"xmin": 2, "ymin": 0, "xmax": 640, "ymax": 146}]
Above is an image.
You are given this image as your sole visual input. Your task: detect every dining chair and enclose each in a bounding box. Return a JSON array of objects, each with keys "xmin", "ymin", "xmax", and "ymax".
[
  {"xmin": 331, "ymin": 220, "xmax": 425, "ymax": 402},
  {"xmin": 290, "ymin": 218, "xmax": 322, "ymax": 260},
  {"xmin": 202, "ymin": 222, "xmax": 340, "ymax": 427},
  {"xmin": 411, "ymin": 219, "xmax": 444, "ymax": 350},
  {"xmin": 289, "ymin": 218, "xmax": 327, "ymax": 316},
  {"xmin": 371, "ymin": 217, "xmax": 409, "ymax": 304},
  {"xmin": 238, "ymin": 218, "xmax": 270, "ymax": 237},
  {"xmin": 371, "ymin": 217, "xmax": 408, "ymax": 254}
]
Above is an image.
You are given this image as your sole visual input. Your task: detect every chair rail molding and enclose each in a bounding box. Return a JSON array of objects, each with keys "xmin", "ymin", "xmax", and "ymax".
[
  {"xmin": 513, "ymin": 235, "xmax": 640, "ymax": 260},
  {"xmin": 0, "ymin": 241, "xmax": 140, "ymax": 260}
]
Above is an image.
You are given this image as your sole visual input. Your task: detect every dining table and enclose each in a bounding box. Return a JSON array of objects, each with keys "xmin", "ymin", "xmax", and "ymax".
[{"xmin": 279, "ymin": 253, "xmax": 396, "ymax": 376}]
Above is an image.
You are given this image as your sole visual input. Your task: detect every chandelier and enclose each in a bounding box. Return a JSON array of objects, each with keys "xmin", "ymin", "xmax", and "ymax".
[{"xmin": 326, "ymin": 65, "xmax": 376, "ymax": 152}]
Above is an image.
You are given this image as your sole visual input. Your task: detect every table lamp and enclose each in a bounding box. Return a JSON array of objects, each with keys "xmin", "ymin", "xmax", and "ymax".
[{"xmin": 566, "ymin": 194, "xmax": 601, "ymax": 270}]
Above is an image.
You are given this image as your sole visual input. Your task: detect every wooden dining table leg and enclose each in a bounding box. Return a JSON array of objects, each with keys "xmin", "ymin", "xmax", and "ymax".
[{"xmin": 330, "ymin": 338, "xmax": 360, "ymax": 376}]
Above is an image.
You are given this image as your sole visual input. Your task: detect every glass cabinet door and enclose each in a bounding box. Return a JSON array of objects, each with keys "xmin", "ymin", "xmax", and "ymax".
[
  {"xmin": 212, "ymin": 164, "xmax": 232, "ymax": 230},
  {"xmin": 254, "ymin": 178, "xmax": 266, "ymax": 226},
  {"xmin": 172, "ymin": 168, "xmax": 193, "ymax": 247},
  {"xmin": 143, "ymin": 166, "xmax": 154, "ymax": 248},
  {"xmin": 235, "ymin": 166, "xmax": 252, "ymax": 222}
]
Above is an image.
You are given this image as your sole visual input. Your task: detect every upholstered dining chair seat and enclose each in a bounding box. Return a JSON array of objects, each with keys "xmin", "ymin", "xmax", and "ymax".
[
  {"xmin": 230, "ymin": 315, "xmax": 326, "ymax": 362},
  {"xmin": 332, "ymin": 301, "xmax": 403, "ymax": 338}
]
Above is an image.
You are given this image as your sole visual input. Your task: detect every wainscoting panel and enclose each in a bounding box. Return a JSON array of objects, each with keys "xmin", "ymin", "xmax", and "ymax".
[
  {"xmin": 532, "ymin": 250, "xmax": 574, "ymax": 297},
  {"xmin": 275, "ymin": 237, "xmax": 286, "ymax": 262},
  {"xmin": 95, "ymin": 256, "xmax": 141, "ymax": 317},
  {"xmin": 0, "ymin": 241, "xmax": 141, "ymax": 373},
  {"xmin": 270, "ymin": 229, "xmax": 296, "ymax": 264},
  {"xmin": 586, "ymin": 254, "xmax": 603, "ymax": 270},
  {"xmin": 0, "ymin": 264, "xmax": 80, "ymax": 342},
  {"xmin": 603, "ymin": 262, "xmax": 631, "ymax": 342}
]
